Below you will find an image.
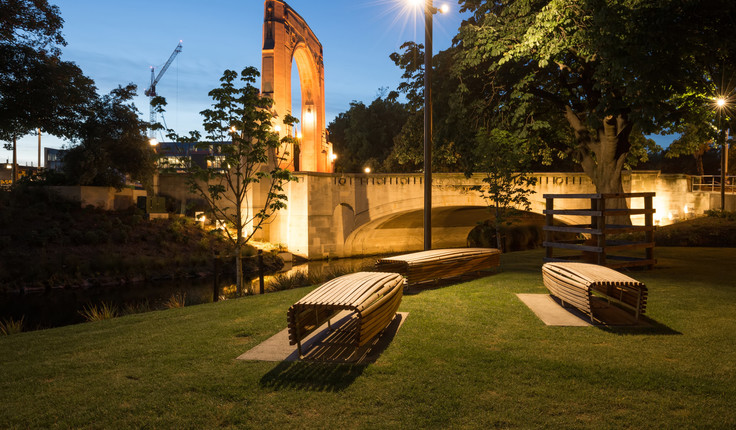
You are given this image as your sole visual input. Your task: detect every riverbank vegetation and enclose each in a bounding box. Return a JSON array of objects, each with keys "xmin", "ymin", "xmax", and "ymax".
[
  {"xmin": 0, "ymin": 185, "xmax": 283, "ymax": 293},
  {"xmin": 0, "ymin": 247, "xmax": 734, "ymax": 428}
]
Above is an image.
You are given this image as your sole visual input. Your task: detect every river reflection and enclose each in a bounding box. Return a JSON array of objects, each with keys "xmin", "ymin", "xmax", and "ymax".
[{"xmin": 0, "ymin": 255, "xmax": 385, "ymax": 331}]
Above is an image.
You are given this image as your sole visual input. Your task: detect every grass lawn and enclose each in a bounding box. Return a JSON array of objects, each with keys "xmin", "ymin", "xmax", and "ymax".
[{"xmin": 1, "ymin": 248, "xmax": 735, "ymax": 429}]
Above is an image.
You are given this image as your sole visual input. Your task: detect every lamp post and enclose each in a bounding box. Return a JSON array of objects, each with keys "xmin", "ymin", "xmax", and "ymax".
[
  {"xmin": 422, "ymin": 0, "xmax": 433, "ymax": 251},
  {"xmin": 716, "ymin": 97, "xmax": 728, "ymax": 211}
]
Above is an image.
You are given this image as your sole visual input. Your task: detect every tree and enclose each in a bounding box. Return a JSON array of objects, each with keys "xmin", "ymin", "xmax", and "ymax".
[
  {"xmin": 454, "ymin": 0, "xmax": 736, "ymax": 202},
  {"xmin": 62, "ymin": 84, "xmax": 155, "ymax": 189},
  {"xmin": 180, "ymin": 67, "xmax": 296, "ymax": 295},
  {"xmin": 328, "ymin": 89, "xmax": 409, "ymax": 173},
  {"xmin": 0, "ymin": 0, "xmax": 95, "ymax": 183},
  {"xmin": 469, "ymin": 128, "xmax": 536, "ymax": 250},
  {"xmin": 388, "ymin": 43, "xmax": 476, "ymax": 173}
]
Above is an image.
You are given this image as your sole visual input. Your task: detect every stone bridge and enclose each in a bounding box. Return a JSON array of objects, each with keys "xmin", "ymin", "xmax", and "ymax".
[{"xmin": 262, "ymin": 171, "xmax": 723, "ymax": 259}]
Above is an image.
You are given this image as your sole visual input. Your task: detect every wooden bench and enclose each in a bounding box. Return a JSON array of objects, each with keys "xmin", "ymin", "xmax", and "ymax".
[
  {"xmin": 287, "ymin": 271, "xmax": 404, "ymax": 357},
  {"xmin": 541, "ymin": 262, "xmax": 648, "ymax": 322},
  {"xmin": 374, "ymin": 248, "xmax": 501, "ymax": 287}
]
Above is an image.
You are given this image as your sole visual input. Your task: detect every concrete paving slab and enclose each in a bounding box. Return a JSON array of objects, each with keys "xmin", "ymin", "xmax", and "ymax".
[
  {"xmin": 518, "ymin": 294, "xmax": 650, "ymax": 327},
  {"xmin": 237, "ymin": 312, "xmax": 409, "ymax": 364},
  {"xmin": 517, "ymin": 294, "xmax": 592, "ymax": 326}
]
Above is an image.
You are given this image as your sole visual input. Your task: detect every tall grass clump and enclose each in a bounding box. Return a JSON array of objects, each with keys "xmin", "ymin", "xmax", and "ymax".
[
  {"xmin": 78, "ymin": 302, "xmax": 118, "ymax": 322},
  {"xmin": 0, "ymin": 317, "xmax": 24, "ymax": 335},
  {"xmin": 164, "ymin": 292, "xmax": 187, "ymax": 309},
  {"xmin": 268, "ymin": 271, "xmax": 310, "ymax": 292}
]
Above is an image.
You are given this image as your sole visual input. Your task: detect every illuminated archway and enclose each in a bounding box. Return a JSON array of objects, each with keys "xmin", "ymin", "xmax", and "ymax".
[{"xmin": 261, "ymin": 0, "xmax": 332, "ymax": 172}]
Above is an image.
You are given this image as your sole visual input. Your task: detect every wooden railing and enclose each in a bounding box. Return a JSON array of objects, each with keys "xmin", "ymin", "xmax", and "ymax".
[{"xmin": 543, "ymin": 193, "xmax": 656, "ymax": 270}]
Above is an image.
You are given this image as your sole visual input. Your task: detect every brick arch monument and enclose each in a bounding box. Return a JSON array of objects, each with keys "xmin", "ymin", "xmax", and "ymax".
[{"xmin": 261, "ymin": 0, "xmax": 332, "ymax": 173}]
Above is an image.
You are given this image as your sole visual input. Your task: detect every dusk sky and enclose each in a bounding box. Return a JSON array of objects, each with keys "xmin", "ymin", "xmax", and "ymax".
[{"xmin": 9, "ymin": 0, "xmax": 469, "ymax": 166}]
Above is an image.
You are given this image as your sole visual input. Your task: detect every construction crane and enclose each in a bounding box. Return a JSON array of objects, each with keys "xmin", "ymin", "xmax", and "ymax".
[{"xmin": 145, "ymin": 41, "xmax": 183, "ymax": 138}]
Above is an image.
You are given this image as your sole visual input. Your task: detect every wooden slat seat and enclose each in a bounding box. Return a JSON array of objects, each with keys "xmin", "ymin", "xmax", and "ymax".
[
  {"xmin": 541, "ymin": 262, "xmax": 648, "ymax": 322},
  {"xmin": 374, "ymin": 248, "xmax": 501, "ymax": 286},
  {"xmin": 287, "ymin": 271, "xmax": 404, "ymax": 357}
]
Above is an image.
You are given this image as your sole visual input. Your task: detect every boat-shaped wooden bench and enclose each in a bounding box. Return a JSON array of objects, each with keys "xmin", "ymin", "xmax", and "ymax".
[
  {"xmin": 541, "ymin": 262, "xmax": 648, "ymax": 322},
  {"xmin": 287, "ymin": 271, "xmax": 404, "ymax": 357},
  {"xmin": 374, "ymin": 248, "xmax": 501, "ymax": 287}
]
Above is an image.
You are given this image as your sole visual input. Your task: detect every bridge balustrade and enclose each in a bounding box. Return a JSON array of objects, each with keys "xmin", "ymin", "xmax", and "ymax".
[{"xmin": 691, "ymin": 175, "xmax": 736, "ymax": 194}]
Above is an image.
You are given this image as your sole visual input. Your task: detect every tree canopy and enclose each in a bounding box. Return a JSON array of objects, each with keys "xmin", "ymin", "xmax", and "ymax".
[
  {"xmin": 454, "ymin": 0, "xmax": 736, "ymax": 193},
  {"xmin": 0, "ymin": 0, "xmax": 95, "ymax": 143}
]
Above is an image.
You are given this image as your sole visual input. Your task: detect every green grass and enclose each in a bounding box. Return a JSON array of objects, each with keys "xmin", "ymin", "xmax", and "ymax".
[{"xmin": 1, "ymin": 248, "xmax": 734, "ymax": 429}]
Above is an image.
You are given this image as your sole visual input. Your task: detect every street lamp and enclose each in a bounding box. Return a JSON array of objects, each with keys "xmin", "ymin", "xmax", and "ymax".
[
  {"xmin": 413, "ymin": 0, "xmax": 448, "ymax": 251},
  {"xmin": 715, "ymin": 96, "xmax": 729, "ymax": 211}
]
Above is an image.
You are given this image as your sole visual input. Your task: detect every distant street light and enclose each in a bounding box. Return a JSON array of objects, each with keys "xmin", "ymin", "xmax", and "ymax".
[
  {"xmin": 149, "ymin": 138, "xmax": 159, "ymax": 147},
  {"xmin": 364, "ymin": 167, "xmax": 371, "ymax": 174}
]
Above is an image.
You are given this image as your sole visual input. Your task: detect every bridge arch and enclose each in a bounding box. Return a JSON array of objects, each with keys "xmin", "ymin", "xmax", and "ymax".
[{"xmin": 261, "ymin": 0, "xmax": 331, "ymax": 172}]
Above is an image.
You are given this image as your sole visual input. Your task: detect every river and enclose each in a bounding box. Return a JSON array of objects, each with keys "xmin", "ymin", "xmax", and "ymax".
[{"xmin": 0, "ymin": 255, "xmax": 383, "ymax": 332}]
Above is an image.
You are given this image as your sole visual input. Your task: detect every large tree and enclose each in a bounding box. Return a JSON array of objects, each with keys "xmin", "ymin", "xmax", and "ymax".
[
  {"xmin": 328, "ymin": 89, "xmax": 409, "ymax": 173},
  {"xmin": 388, "ymin": 43, "xmax": 479, "ymax": 173},
  {"xmin": 0, "ymin": 0, "xmax": 95, "ymax": 182},
  {"xmin": 62, "ymin": 84, "xmax": 155, "ymax": 189},
  {"xmin": 454, "ymin": 0, "xmax": 736, "ymax": 198}
]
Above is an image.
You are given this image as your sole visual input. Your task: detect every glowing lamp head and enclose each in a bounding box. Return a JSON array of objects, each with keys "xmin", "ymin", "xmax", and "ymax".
[
  {"xmin": 717, "ymin": 97, "xmax": 727, "ymax": 108},
  {"xmin": 303, "ymin": 110, "xmax": 314, "ymax": 123},
  {"xmin": 149, "ymin": 138, "xmax": 159, "ymax": 147},
  {"xmin": 364, "ymin": 167, "xmax": 372, "ymax": 174},
  {"xmin": 440, "ymin": 3, "xmax": 450, "ymax": 13},
  {"xmin": 230, "ymin": 126, "xmax": 237, "ymax": 133},
  {"xmin": 330, "ymin": 153, "xmax": 337, "ymax": 162},
  {"xmin": 274, "ymin": 125, "xmax": 281, "ymax": 133}
]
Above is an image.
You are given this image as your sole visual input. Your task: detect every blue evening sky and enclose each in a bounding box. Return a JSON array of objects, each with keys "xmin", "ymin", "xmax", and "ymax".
[{"xmin": 10, "ymin": 0, "xmax": 469, "ymax": 166}]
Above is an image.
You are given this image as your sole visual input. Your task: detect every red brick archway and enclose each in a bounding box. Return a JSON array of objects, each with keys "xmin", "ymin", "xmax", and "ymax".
[{"xmin": 261, "ymin": 0, "xmax": 332, "ymax": 173}]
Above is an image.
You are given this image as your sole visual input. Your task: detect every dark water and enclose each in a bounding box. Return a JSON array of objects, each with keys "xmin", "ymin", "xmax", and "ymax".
[{"xmin": 0, "ymin": 255, "xmax": 381, "ymax": 332}]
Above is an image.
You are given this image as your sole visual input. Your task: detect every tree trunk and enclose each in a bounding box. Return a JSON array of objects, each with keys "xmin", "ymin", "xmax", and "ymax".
[
  {"xmin": 12, "ymin": 135, "xmax": 17, "ymax": 185},
  {"xmin": 694, "ymin": 153, "xmax": 704, "ymax": 177},
  {"xmin": 565, "ymin": 108, "xmax": 632, "ymax": 225},
  {"xmin": 494, "ymin": 205, "xmax": 503, "ymax": 251},
  {"xmin": 235, "ymin": 251, "xmax": 243, "ymax": 297}
]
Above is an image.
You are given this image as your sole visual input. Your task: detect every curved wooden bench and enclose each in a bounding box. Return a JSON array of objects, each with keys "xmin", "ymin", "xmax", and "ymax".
[
  {"xmin": 542, "ymin": 262, "xmax": 648, "ymax": 322},
  {"xmin": 287, "ymin": 271, "xmax": 404, "ymax": 356},
  {"xmin": 374, "ymin": 248, "xmax": 501, "ymax": 286}
]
